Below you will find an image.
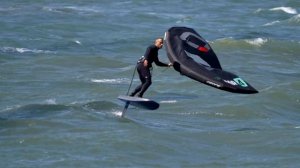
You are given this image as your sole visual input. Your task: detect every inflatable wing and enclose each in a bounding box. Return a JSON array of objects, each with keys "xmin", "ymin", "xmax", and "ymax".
[{"xmin": 164, "ymin": 27, "xmax": 258, "ymax": 94}]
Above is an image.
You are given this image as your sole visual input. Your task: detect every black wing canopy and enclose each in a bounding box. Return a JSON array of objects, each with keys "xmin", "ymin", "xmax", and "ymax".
[
  {"xmin": 178, "ymin": 28, "xmax": 222, "ymax": 69},
  {"xmin": 164, "ymin": 27, "xmax": 258, "ymax": 94}
]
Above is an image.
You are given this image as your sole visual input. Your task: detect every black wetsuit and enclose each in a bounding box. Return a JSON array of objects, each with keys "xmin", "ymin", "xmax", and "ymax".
[{"xmin": 130, "ymin": 44, "xmax": 168, "ymax": 97}]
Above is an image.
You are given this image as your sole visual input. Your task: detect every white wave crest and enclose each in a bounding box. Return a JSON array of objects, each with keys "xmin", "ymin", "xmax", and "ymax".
[
  {"xmin": 91, "ymin": 78, "xmax": 127, "ymax": 84},
  {"xmin": 74, "ymin": 40, "xmax": 82, "ymax": 45},
  {"xmin": 112, "ymin": 110, "xmax": 122, "ymax": 117},
  {"xmin": 245, "ymin": 38, "xmax": 268, "ymax": 47},
  {"xmin": 263, "ymin": 20, "xmax": 280, "ymax": 26},
  {"xmin": 44, "ymin": 99, "xmax": 57, "ymax": 105},
  {"xmin": 160, "ymin": 100, "xmax": 177, "ymax": 104},
  {"xmin": 1, "ymin": 47, "xmax": 55, "ymax": 54},
  {"xmin": 270, "ymin": 7, "xmax": 297, "ymax": 14},
  {"xmin": 254, "ymin": 8, "xmax": 263, "ymax": 13},
  {"xmin": 0, "ymin": 7, "xmax": 16, "ymax": 12},
  {"xmin": 67, "ymin": 6, "xmax": 100, "ymax": 13},
  {"xmin": 288, "ymin": 14, "xmax": 300, "ymax": 23},
  {"xmin": 43, "ymin": 6, "xmax": 101, "ymax": 14}
]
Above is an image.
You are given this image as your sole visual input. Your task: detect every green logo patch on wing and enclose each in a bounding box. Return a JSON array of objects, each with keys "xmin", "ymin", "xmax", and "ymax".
[{"xmin": 234, "ymin": 78, "xmax": 248, "ymax": 87}]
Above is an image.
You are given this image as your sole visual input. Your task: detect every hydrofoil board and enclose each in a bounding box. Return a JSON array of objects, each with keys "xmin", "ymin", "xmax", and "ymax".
[{"xmin": 118, "ymin": 95, "xmax": 159, "ymax": 117}]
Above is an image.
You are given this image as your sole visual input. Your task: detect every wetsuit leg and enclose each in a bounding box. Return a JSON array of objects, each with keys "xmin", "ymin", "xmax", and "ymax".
[
  {"xmin": 137, "ymin": 65, "xmax": 152, "ymax": 97},
  {"xmin": 130, "ymin": 64, "xmax": 151, "ymax": 97},
  {"xmin": 130, "ymin": 68, "xmax": 143, "ymax": 96}
]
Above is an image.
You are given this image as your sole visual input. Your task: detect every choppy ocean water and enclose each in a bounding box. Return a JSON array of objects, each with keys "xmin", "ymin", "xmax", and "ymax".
[{"xmin": 0, "ymin": 0, "xmax": 300, "ymax": 167}]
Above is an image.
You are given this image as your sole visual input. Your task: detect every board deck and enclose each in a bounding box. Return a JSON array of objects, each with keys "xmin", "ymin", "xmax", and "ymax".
[{"xmin": 118, "ymin": 95, "xmax": 159, "ymax": 110}]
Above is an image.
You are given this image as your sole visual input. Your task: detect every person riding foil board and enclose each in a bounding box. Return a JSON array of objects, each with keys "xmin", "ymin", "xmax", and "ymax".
[{"xmin": 130, "ymin": 38, "xmax": 172, "ymax": 98}]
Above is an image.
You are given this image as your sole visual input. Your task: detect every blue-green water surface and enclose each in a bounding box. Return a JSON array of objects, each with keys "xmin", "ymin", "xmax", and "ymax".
[{"xmin": 1, "ymin": 0, "xmax": 300, "ymax": 167}]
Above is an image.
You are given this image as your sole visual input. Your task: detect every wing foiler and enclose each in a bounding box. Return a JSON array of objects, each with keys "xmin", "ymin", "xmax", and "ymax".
[{"xmin": 164, "ymin": 27, "xmax": 258, "ymax": 94}]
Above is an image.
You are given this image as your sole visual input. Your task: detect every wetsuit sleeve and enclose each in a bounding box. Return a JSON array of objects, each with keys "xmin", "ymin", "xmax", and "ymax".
[{"xmin": 154, "ymin": 55, "xmax": 168, "ymax": 67}]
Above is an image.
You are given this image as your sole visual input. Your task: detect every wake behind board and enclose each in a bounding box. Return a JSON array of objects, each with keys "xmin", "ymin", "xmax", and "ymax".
[{"xmin": 118, "ymin": 95, "xmax": 160, "ymax": 110}]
